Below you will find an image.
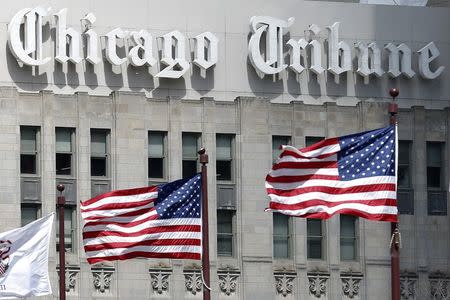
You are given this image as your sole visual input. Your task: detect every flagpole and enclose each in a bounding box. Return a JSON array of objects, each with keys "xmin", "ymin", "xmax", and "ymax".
[
  {"xmin": 198, "ymin": 148, "xmax": 211, "ymax": 300},
  {"xmin": 57, "ymin": 184, "xmax": 66, "ymax": 300},
  {"xmin": 388, "ymin": 88, "xmax": 400, "ymax": 300}
]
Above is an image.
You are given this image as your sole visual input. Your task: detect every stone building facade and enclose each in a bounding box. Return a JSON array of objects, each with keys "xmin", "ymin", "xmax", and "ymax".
[{"xmin": 0, "ymin": 0, "xmax": 448, "ymax": 299}]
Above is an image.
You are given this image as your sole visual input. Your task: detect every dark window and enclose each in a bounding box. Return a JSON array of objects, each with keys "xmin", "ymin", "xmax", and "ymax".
[
  {"xmin": 91, "ymin": 129, "xmax": 109, "ymax": 177},
  {"xmin": 217, "ymin": 210, "xmax": 234, "ymax": 256},
  {"xmin": 398, "ymin": 141, "xmax": 412, "ymax": 188},
  {"xmin": 427, "ymin": 142, "xmax": 447, "ymax": 215},
  {"xmin": 216, "ymin": 134, "xmax": 233, "ymax": 181},
  {"xmin": 272, "ymin": 136, "xmax": 290, "ymax": 164},
  {"xmin": 307, "ymin": 219, "xmax": 323, "ymax": 259},
  {"xmin": 340, "ymin": 215, "xmax": 357, "ymax": 261},
  {"xmin": 148, "ymin": 131, "xmax": 166, "ymax": 179},
  {"xmin": 427, "ymin": 142, "xmax": 443, "ymax": 189},
  {"xmin": 20, "ymin": 127, "xmax": 39, "ymax": 174},
  {"xmin": 21, "ymin": 204, "xmax": 39, "ymax": 226},
  {"xmin": 56, "ymin": 128, "xmax": 74, "ymax": 176},
  {"xmin": 56, "ymin": 206, "xmax": 76, "ymax": 252},
  {"xmin": 305, "ymin": 136, "xmax": 324, "ymax": 147},
  {"xmin": 182, "ymin": 133, "xmax": 200, "ymax": 178},
  {"xmin": 273, "ymin": 213, "xmax": 290, "ymax": 258}
]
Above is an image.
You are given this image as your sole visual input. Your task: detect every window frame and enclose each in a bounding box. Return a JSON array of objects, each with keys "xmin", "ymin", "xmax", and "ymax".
[
  {"xmin": 272, "ymin": 135, "xmax": 291, "ymax": 165},
  {"xmin": 20, "ymin": 126, "xmax": 40, "ymax": 176},
  {"xmin": 216, "ymin": 134, "xmax": 235, "ymax": 183},
  {"xmin": 55, "ymin": 127, "xmax": 76, "ymax": 177},
  {"xmin": 182, "ymin": 132, "xmax": 201, "ymax": 178},
  {"xmin": 148, "ymin": 131, "xmax": 167, "ymax": 180},
  {"xmin": 217, "ymin": 209, "xmax": 235, "ymax": 257},
  {"xmin": 20, "ymin": 203, "xmax": 41, "ymax": 227},
  {"xmin": 56, "ymin": 205, "xmax": 77, "ymax": 253},
  {"xmin": 272, "ymin": 212, "xmax": 292, "ymax": 259},
  {"xmin": 307, "ymin": 219, "xmax": 324, "ymax": 260},
  {"xmin": 340, "ymin": 215, "xmax": 358, "ymax": 261},
  {"xmin": 90, "ymin": 129, "xmax": 110, "ymax": 178}
]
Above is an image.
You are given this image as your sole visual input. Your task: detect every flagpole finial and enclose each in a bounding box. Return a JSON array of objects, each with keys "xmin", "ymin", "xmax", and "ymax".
[
  {"xmin": 198, "ymin": 148, "xmax": 206, "ymax": 155},
  {"xmin": 389, "ymin": 88, "xmax": 399, "ymax": 100},
  {"xmin": 57, "ymin": 184, "xmax": 65, "ymax": 193}
]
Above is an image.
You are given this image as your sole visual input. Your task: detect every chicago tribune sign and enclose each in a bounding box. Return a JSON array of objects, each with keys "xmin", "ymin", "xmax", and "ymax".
[{"xmin": 7, "ymin": 8, "xmax": 445, "ymax": 82}]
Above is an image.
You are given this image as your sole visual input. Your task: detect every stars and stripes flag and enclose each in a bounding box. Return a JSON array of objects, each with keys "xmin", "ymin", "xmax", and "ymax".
[
  {"xmin": 266, "ymin": 125, "xmax": 398, "ymax": 222},
  {"xmin": 81, "ymin": 174, "xmax": 202, "ymax": 264}
]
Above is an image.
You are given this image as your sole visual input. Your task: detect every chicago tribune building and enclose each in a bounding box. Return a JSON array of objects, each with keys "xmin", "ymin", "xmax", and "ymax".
[{"xmin": 0, "ymin": 0, "xmax": 448, "ymax": 299}]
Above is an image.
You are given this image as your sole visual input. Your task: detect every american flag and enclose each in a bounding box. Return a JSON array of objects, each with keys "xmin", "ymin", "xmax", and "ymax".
[
  {"xmin": 81, "ymin": 174, "xmax": 202, "ymax": 264},
  {"xmin": 266, "ymin": 125, "xmax": 398, "ymax": 222}
]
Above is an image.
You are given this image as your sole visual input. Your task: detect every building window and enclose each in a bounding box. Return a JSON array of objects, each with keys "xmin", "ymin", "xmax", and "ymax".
[
  {"xmin": 305, "ymin": 136, "xmax": 324, "ymax": 147},
  {"xmin": 217, "ymin": 209, "xmax": 234, "ymax": 257},
  {"xmin": 397, "ymin": 141, "xmax": 414, "ymax": 215},
  {"xmin": 216, "ymin": 134, "xmax": 234, "ymax": 181},
  {"xmin": 56, "ymin": 128, "xmax": 75, "ymax": 176},
  {"xmin": 20, "ymin": 126, "xmax": 39, "ymax": 174},
  {"xmin": 21, "ymin": 204, "xmax": 40, "ymax": 227},
  {"xmin": 307, "ymin": 219, "xmax": 323, "ymax": 259},
  {"xmin": 56, "ymin": 207, "xmax": 76, "ymax": 252},
  {"xmin": 148, "ymin": 131, "xmax": 166, "ymax": 179},
  {"xmin": 427, "ymin": 142, "xmax": 447, "ymax": 215},
  {"xmin": 340, "ymin": 215, "xmax": 357, "ymax": 261},
  {"xmin": 273, "ymin": 213, "xmax": 290, "ymax": 258},
  {"xmin": 182, "ymin": 133, "xmax": 200, "ymax": 178},
  {"xmin": 91, "ymin": 129, "xmax": 109, "ymax": 177},
  {"xmin": 272, "ymin": 136, "xmax": 291, "ymax": 164},
  {"xmin": 20, "ymin": 126, "xmax": 41, "ymax": 222}
]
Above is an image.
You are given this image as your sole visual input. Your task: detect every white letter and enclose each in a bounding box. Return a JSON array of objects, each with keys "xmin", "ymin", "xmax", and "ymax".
[
  {"xmin": 128, "ymin": 30, "xmax": 156, "ymax": 67},
  {"xmin": 8, "ymin": 7, "xmax": 51, "ymax": 66},
  {"xmin": 384, "ymin": 43, "xmax": 415, "ymax": 78},
  {"xmin": 248, "ymin": 16, "xmax": 295, "ymax": 76},
  {"xmin": 155, "ymin": 30, "xmax": 189, "ymax": 78},
  {"xmin": 326, "ymin": 22, "xmax": 351, "ymax": 76},
  {"xmin": 193, "ymin": 32, "xmax": 218, "ymax": 77},
  {"xmin": 104, "ymin": 28, "xmax": 127, "ymax": 66},
  {"xmin": 54, "ymin": 8, "xmax": 81, "ymax": 64},
  {"xmin": 355, "ymin": 42, "xmax": 384, "ymax": 77},
  {"xmin": 287, "ymin": 38, "xmax": 308, "ymax": 74},
  {"xmin": 418, "ymin": 42, "xmax": 445, "ymax": 79},
  {"xmin": 82, "ymin": 13, "xmax": 100, "ymax": 64}
]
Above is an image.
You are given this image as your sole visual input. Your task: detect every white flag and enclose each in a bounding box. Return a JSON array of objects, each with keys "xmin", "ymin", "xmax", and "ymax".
[{"xmin": 0, "ymin": 213, "xmax": 54, "ymax": 299}]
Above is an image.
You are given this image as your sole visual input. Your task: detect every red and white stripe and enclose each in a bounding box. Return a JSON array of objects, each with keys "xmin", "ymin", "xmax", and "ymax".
[
  {"xmin": 81, "ymin": 186, "xmax": 201, "ymax": 264},
  {"xmin": 266, "ymin": 139, "xmax": 398, "ymax": 222}
]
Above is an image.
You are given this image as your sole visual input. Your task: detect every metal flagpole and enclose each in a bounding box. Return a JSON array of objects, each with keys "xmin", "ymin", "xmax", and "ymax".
[
  {"xmin": 198, "ymin": 148, "xmax": 211, "ymax": 300},
  {"xmin": 388, "ymin": 88, "xmax": 400, "ymax": 300},
  {"xmin": 57, "ymin": 184, "xmax": 66, "ymax": 300}
]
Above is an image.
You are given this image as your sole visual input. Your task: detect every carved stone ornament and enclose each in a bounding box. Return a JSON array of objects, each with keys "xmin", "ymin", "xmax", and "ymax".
[
  {"xmin": 429, "ymin": 273, "xmax": 449, "ymax": 300},
  {"xmin": 149, "ymin": 268, "xmax": 172, "ymax": 295},
  {"xmin": 341, "ymin": 273, "xmax": 363, "ymax": 299},
  {"xmin": 400, "ymin": 273, "xmax": 417, "ymax": 300},
  {"xmin": 218, "ymin": 267, "xmax": 240, "ymax": 296},
  {"xmin": 57, "ymin": 265, "xmax": 80, "ymax": 294},
  {"xmin": 308, "ymin": 272, "xmax": 329, "ymax": 298},
  {"xmin": 92, "ymin": 265, "xmax": 115, "ymax": 294},
  {"xmin": 184, "ymin": 269, "xmax": 203, "ymax": 295},
  {"xmin": 274, "ymin": 270, "xmax": 296, "ymax": 297}
]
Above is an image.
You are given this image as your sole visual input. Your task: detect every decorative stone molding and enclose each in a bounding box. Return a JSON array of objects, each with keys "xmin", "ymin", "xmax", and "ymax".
[
  {"xmin": 341, "ymin": 272, "xmax": 363, "ymax": 299},
  {"xmin": 92, "ymin": 264, "xmax": 115, "ymax": 294},
  {"xmin": 400, "ymin": 272, "xmax": 417, "ymax": 300},
  {"xmin": 56, "ymin": 265, "xmax": 80, "ymax": 294},
  {"xmin": 429, "ymin": 272, "xmax": 450, "ymax": 300},
  {"xmin": 218, "ymin": 267, "xmax": 240, "ymax": 296},
  {"xmin": 308, "ymin": 272, "xmax": 329, "ymax": 298},
  {"xmin": 149, "ymin": 267, "xmax": 172, "ymax": 295},
  {"xmin": 184, "ymin": 268, "xmax": 203, "ymax": 295},
  {"xmin": 274, "ymin": 269, "xmax": 296, "ymax": 297}
]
